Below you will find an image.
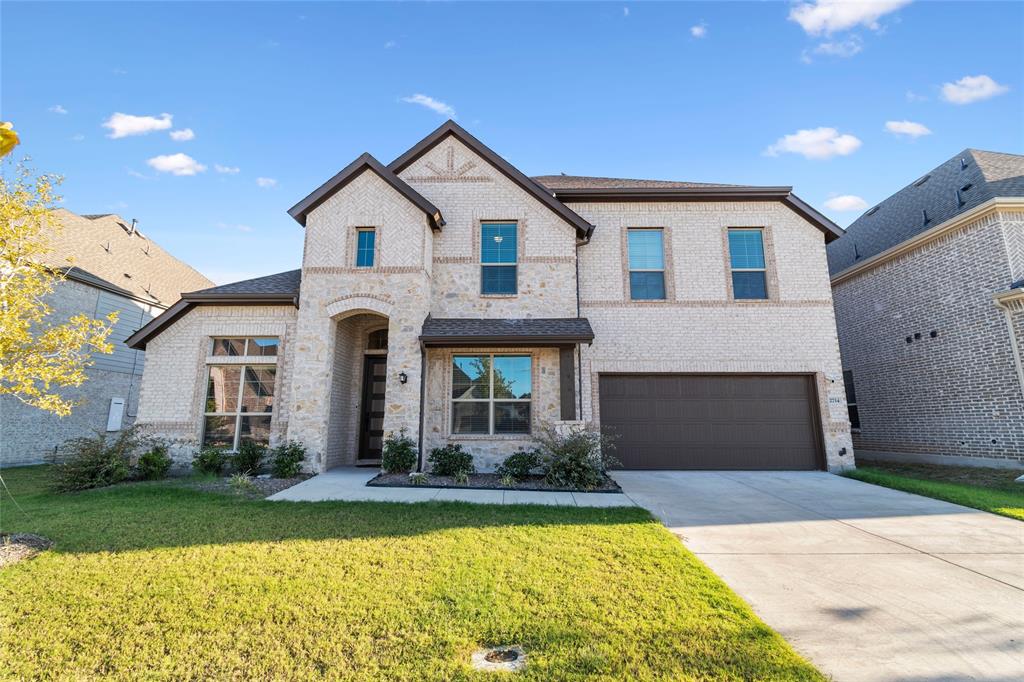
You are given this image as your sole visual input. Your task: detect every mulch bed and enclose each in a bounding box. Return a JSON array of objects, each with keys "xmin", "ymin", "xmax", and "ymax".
[
  {"xmin": 186, "ymin": 474, "xmax": 313, "ymax": 499},
  {"xmin": 367, "ymin": 472, "xmax": 621, "ymax": 493},
  {"xmin": 1, "ymin": 533, "xmax": 53, "ymax": 568}
]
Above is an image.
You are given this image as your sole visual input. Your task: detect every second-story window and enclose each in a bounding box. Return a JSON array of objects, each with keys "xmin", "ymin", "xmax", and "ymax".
[
  {"xmin": 481, "ymin": 222, "xmax": 517, "ymax": 295},
  {"xmin": 728, "ymin": 228, "xmax": 768, "ymax": 300},
  {"xmin": 355, "ymin": 228, "xmax": 376, "ymax": 268},
  {"xmin": 628, "ymin": 228, "xmax": 666, "ymax": 300}
]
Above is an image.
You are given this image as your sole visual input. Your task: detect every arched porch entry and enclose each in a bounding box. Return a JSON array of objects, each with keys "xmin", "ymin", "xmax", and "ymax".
[{"xmin": 323, "ymin": 296, "xmax": 394, "ymax": 469}]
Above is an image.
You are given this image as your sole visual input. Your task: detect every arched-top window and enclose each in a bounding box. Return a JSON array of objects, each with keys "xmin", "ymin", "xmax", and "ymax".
[{"xmin": 367, "ymin": 328, "xmax": 388, "ymax": 351}]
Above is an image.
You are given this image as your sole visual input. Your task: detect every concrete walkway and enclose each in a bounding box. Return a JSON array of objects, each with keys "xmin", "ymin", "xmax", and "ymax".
[
  {"xmin": 267, "ymin": 468, "xmax": 634, "ymax": 507},
  {"xmin": 612, "ymin": 470, "xmax": 1024, "ymax": 682}
]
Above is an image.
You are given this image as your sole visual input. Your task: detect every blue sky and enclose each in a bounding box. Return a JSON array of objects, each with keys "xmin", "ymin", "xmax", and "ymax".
[{"xmin": 3, "ymin": 1, "xmax": 1022, "ymax": 284}]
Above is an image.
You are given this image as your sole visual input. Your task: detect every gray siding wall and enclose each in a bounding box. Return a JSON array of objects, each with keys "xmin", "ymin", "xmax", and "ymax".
[
  {"xmin": 0, "ymin": 280, "xmax": 162, "ymax": 466},
  {"xmin": 832, "ymin": 211, "xmax": 1024, "ymax": 466}
]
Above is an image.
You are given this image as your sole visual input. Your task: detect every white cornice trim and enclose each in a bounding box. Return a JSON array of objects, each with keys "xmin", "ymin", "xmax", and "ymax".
[{"xmin": 831, "ymin": 197, "xmax": 1024, "ymax": 286}]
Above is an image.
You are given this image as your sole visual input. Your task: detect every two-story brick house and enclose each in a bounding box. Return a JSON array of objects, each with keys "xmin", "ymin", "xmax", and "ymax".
[{"xmin": 126, "ymin": 121, "xmax": 854, "ymax": 472}]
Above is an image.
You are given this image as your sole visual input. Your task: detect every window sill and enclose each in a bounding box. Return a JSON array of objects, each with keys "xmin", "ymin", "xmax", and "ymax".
[
  {"xmin": 448, "ymin": 433, "xmax": 532, "ymax": 441},
  {"xmin": 480, "ymin": 294, "xmax": 518, "ymax": 299}
]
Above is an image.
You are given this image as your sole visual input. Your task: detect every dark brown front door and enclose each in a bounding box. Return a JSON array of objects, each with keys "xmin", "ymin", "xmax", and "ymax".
[
  {"xmin": 599, "ymin": 374, "xmax": 824, "ymax": 470},
  {"xmin": 358, "ymin": 356, "xmax": 387, "ymax": 462}
]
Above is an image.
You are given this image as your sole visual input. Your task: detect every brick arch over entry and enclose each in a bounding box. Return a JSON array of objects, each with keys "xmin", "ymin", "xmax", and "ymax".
[{"xmin": 325, "ymin": 293, "xmax": 395, "ymax": 321}]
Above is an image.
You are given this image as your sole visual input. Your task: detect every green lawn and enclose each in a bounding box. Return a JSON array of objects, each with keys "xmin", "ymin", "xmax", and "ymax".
[
  {"xmin": 0, "ymin": 466, "xmax": 821, "ymax": 681},
  {"xmin": 846, "ymin": 460, "xmax": 1024, "ymax": 521}
]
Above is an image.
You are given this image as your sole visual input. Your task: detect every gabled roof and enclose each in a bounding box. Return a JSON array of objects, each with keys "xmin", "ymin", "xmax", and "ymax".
[
  {"xmin": 388, "ymin": 120, "xmax": 596, "ymax": 241},
  {"xmin": 827, "ymin": 149, "xmax": 1024, "ymax": 275},
  {"xmin": 125, "ymin": 270, "xmax": 301, "ymax": 350},
  {"xmin": 288, "ymin": 153, "xmax": 445, "ymax": 230},
  {"xmin": 42, "ymin": 209, "xmax": 213, "ymax": 306}
]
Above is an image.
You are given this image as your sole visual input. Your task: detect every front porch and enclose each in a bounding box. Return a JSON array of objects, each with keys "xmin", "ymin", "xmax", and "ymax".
[{"xmin": 267, "ymin": 468, "xmax": 635, "ymax": 506}]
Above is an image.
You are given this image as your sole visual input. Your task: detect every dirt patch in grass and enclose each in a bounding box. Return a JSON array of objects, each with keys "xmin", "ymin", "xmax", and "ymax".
[
  {"xmin": 368, "ymin": 472, "xmax": 621, "ymax": 493},
  {"xmin": 1, "ymin": 533, "xmax": 53, "ymax": 568},
  {"xmin": 185, "ymin": 474, "xmax": 312, "ymax": 499},
  {"xmin": 858, "ymin": 459, "xmax": 1022, "ymax": 491}
]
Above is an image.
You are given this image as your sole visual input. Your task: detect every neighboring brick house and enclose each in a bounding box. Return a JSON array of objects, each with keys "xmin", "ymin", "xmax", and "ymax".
[
  {"xmin": 828, "ymin": 149, "xmax": 1024, "ymax": 468},
  {"xmin": 0, "ymin": 210, "xmax": 213, "ymax": 466},
  {"xmin": 127, "ymin": 121, "xmax": 854, "ymax": 472}
]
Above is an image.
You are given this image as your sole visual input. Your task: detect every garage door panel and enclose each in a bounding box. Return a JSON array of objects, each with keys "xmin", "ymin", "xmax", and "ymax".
[{"xmin": 599, "ymin": 374, "xmax": 822, "ymax": 470}]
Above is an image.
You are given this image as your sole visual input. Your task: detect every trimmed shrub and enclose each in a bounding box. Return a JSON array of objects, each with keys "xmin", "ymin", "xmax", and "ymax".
[
  {"xmin": 427, "ymin": 444, "xmax": 475, "ymax": 477},
  {"xmin": 231, "ymin": 440, "xmax": 266, "ymax": 474},
  {"xmin": 135, "ymin": 444, "xmax": 172, "ymax": 480},
  {"xmin": 49, "ymin": 427, "xmax": 149, "ymax": 492},
  {"xmin": 270, "ymin": 441, "xmax": 306, "ymax": 478},
  {"xmin": 193, "ymin": 447, "xmax": 229, "ymax": 476},
  {"xmin": 381, "ymin": 429, "xmax": 418, "ymax": 473},
  {"xmin": 535, "ymin": 423, "xmax": 619, "ymax": 490},
  {"xmin": 496, "ymin": 448, "xmax": 541, "ymax": 482}
]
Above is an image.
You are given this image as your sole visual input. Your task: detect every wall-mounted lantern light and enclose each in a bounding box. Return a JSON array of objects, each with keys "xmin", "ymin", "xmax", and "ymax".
[{"xmin": 398, "ymin": 372, "xmax": 408, "ymax": 384}]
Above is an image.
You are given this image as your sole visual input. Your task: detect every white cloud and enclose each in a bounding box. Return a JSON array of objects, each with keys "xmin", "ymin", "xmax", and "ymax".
[
  {"xmin": 216, "ymin": 222, "xmax": 253, "ymax": 233},
  {"xmin": 623, "ymin": 7, "xmax": 629, "ymax": 17},
  {"xmin": 214, "ymin": 164, "xmax": 240, "ymax": 174},
  {"xmin": 256, "ymin": 177, "xmax": 277, "ymax": 188},
  {"xmin": 71, "ymin": 134, "xmax": 85, "ymax": 142},
  {"xmin": 885, "ymin": 120, "xmax": 932, "ymax": 138},
  {"xmin": 126, "ymin": 168, "xmax": 150, "ymax": 180},
  {"xmin": 112, "ymin": 67, "xmax": 127, "ymax": 75},
  {"xmin": 789, "ymin": 0, "xmax": 911, "ymax": 35},
  {"xmin": 384, "ymin": 40, "xmax": 397, "ymax": 48},
  {"xmin": 690, "ymin": 23, "xmax": 707, "ymax": 38},
  {"xmin": 169, "ymin": 128, "xmax": 195, "ymax": 141},
  {"xmin": 103, "ymin": 112, "xmax": 173, "ymax": 138},
  {"xmin": 824, "ymin": 195, "xmax": 869, "ymax": 212},
  {"xmin": 400, "ymin": 93, "xmax": 456, "ymax": 118},
  {"xmin": 905, "ymin": 90, "xmax": 928, "ymax": 102},
  {"xmin": 146, "ymin": 153, "xmax": 207, "ymax": 176},
  {"xmin": 941, "ymin": 74, "xmax": 1009, "ymax": 105},
  {"xmin": 764, "ymin": 127, "xmax": 862, "ymax": 160},
  {"xmin": 813, "ymin": 35, "xmax": 863, "ymax": 57},
  {"xmin": 49, "ymin": 104, "xmax": 68, "ymax": 114}
]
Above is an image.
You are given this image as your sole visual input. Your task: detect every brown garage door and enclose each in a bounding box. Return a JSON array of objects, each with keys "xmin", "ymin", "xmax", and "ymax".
[{"xmin": 599, "ymin": 374, "xmax": 823, "ymax": 470}]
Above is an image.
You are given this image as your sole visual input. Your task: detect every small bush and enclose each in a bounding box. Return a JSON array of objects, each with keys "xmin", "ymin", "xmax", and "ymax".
[
  {"xmin": 496, "ymin": 448, "xmax": 541, "ymax": 482},
  {"xmin": 408, "ymin": 472, "xmax": 429, "ymax": 486},
  {"xmin": 535, "ymin": 423, "xmax": 619, "ymax": 490},
  {"xmin": 193, "ymin": 447, "xmax": 229, "ymax": 476},
  {"xmin": 381, "ymin": 429, "xmax": 417, "ymax": 473},
  {"xmin": 270, "ymin": 441, "xmax": 306, "ymax": 478},
  {"xmin": 49, "ymin": 427, "xmax": 147, "ymax": 492},
  {"xmin": 427, "ymin": 443, "xmax": 475, "ymax": 477},
  {"xmin": 231, "ymin": 440, "xmax": 266, "ymax": 474},
  {"xmin": 135, "ymin": 444, "xmax": 172, "ymax": 480},
  {"xmin": 499, "ymin": 473, "xmax": 516, "ymax": 488},
  {"xmin": 229, "ymin": 473, "xmax": 256, "ymax": 494}
]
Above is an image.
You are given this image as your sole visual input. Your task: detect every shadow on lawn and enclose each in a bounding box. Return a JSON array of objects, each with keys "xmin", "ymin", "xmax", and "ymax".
[{"xmin": 0, "ymin": 469, "xmax": 653, "ymax": 555}]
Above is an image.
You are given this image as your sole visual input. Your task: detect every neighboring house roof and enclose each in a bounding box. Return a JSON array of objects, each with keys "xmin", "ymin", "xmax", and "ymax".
[
  {"xmin": 42, "ymin": 209, "xmax": 213, "ymax": 306},
  {"xmin": 532, "ymin": 175, "xmax": 737, "ymax": 190},
  {"xmin": 420, "ymin": 317, "xmax": 595, "ymax": 346},
  {"xmin": 288, "ymin": 153, "xmax": 445, "ymax": 230},
  {"xmin": 827, "ymin": 149, "xmax": 1024, "ymax": 275},
  {"xmin": 125, "ymin": 270, "xmax": 300, "ymax": 350},
  {"xmin": 388, "ymin": 120, "xmax": 596, "ymax": 241}
]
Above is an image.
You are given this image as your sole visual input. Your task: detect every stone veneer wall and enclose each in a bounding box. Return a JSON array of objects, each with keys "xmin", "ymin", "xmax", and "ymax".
[
  {"xmin": 422, "ymin": 346, "xmax": 562, "ymax": 471},
  {"xmin": 572, "ymin": 200, "xmax": 854, "ymax": 472},
  {"xmin": 134, "ymin": 304, "xmax": 297, "ymax": 466},
  {"xmin": 832, "ymin": 210, "xmax": 1024, "ymax": 466}
]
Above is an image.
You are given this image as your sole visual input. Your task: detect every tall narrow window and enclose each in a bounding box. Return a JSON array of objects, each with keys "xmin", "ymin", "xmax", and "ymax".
[
  {"xmin": 627, "ymin": 229, "xmax": 666, "ymax": 300},
  {"xmin": 481, "ymin": 222, "xmax": 517, "ymax": 295},
  {"xmin": 728, "ymin": 228, "xmax": 768, "ymax": 300},
  {"xmin": 355, "ymin": 228, "xmax": 376, "ymax": 268},
  {"xmin": 843, "ymin": 369, "xmax": 861, "ymax": 429},
  {"xmin": 451, "ymin": 354, "xmax": 531, "ymax": 434}
]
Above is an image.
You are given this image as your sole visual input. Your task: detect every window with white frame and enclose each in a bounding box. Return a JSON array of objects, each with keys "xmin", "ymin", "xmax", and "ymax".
[
  {"xmin": 355, "ymin": 227, "xmax": 376, "ymax": 267},
  {"xmin": 480, "ymin": 222, "xmax": 517, "ymax": 295},
  {"xmin": 211, "ymin": 337, "xmax": 278, "ymax": 357},
  {"xmin": 451, "ymin": 354, "xmax": 531, "ymax": 434},
  {"xmin": 727, "ymin": 228, "xmax": 769, "ymax": 300},
  {"xmin": 203, "ymin": 336, "xmax": 278, "ymax": 450}
]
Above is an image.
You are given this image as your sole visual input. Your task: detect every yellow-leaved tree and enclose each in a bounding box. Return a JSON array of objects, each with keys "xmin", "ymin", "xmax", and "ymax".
[{"xmin": 1, "ymin": 163, "xmax": 118, "ymax": 416}]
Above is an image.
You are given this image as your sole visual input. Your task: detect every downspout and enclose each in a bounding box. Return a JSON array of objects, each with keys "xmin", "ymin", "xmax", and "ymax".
[
  {"xmin": 417, "ymin": 341, "xmax": 427, "ymax": 472},
  {"xmin": 994, "ymin": 296, "xmax": 1024, "ymax": 399},
  {"xmin": 575, "ymin": 238, "xmax": 584, "ymax": 420}
]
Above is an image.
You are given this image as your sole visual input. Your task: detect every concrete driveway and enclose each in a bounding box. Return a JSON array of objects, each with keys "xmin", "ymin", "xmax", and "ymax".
[{"xmin": 612, "ymin": 471, "xmax": 1024, "ymax": 682}]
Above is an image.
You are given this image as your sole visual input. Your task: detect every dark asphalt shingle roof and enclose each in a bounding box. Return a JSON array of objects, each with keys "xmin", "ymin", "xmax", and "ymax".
[
  {"xmin": 827, "ymin": 149, "xmax": 1024, "ymax": 275},
  {"xmin": 187, "ymin": 269, "xmax": 302, "ymax": 297},
  {"xmin": 531, "ymin": 175, "xmax": 737, "ymax": 191},
  {"xmin": 420, "ymin": 317, "xmax": 594, "ymax": 344}
]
